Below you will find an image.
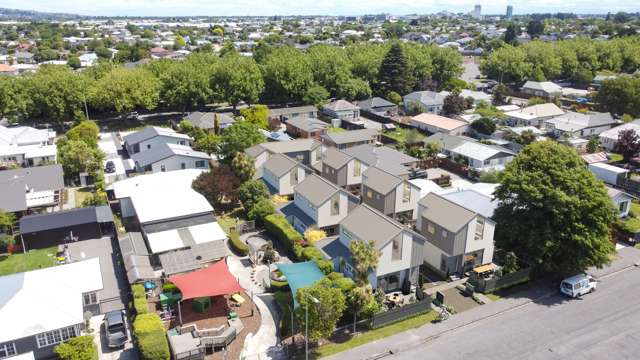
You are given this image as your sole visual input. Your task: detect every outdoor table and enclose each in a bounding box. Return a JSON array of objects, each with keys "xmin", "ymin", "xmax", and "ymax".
[{"xmin": 231, "ymin": 293, "xmax": 245, "ymax": 304}]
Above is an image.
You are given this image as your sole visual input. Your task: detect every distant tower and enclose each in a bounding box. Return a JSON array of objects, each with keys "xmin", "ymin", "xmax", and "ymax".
[
  {"xmin": 473, "ymin": 5, "xmax": 482, "ymax": 19},
  {"xmin": 506, "ymin": 5, "xmax": 513, "ymax": 19}
]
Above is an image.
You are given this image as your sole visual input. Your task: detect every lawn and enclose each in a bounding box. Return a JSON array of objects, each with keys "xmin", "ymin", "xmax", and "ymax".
[
  {"xmin": 608, "ymin": 153, "xmax": 623, "ymax": 163},
  {"xmin": 484, "ymin": 293, "xmax": 502, "ymax": 301},
  {"xmin": 327, "ymin": 127, "xmax": 347, "ymax": 134},
  {"xmin": 216, "ymin": 207, "xmax": 246, "ymax": 235},
  {"xmin": 314, "ymin": 311, "xmax": 438, "ymax": 358},
  {"xmin": 74, "ymin": 187, "xmax": 93, "ymax": 208},
  {"xmin": 621, "ymin": 201, "xmax": 640, "ymax": 233},
  {"xmin": 0, "ymin": 246, "xmax": 58, "ymax": 276},
  {"xmin": 380, "ymin": 127, "xmax": 425, "ymax": 144}
]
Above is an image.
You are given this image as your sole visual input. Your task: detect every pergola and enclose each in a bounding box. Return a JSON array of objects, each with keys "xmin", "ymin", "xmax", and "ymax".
[{"xmin": 168, "ymin": 258, "xmax": 244, "ymax": 324}]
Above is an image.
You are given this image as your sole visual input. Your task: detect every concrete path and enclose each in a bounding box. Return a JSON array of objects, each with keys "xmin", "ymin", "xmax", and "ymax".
[
  {"xmin": 62, "ymin": 187, "xmax": 76, "ymax": 210},
  {"xmin": 425, "ymin": 277, "xmax": 467, "ymax": 296}
]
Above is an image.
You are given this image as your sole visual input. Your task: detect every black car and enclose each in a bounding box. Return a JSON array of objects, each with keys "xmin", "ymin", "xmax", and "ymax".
[
  {"xmin": 104, "ymin": 310, "xmax": 128, "ymax": 348},
  {"xmin": 105, "ymin": 161, "xmax": 116, "ymax": 173}
]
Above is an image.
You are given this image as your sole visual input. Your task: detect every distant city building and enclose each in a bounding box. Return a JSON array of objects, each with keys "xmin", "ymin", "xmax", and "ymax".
[
  {"xmin": 472, "ymin": 5, "xmax": 482, "ymax": 19},
  {"xmin": 506, "ymin": 5, "xmax": 514, "ymax": 19}
]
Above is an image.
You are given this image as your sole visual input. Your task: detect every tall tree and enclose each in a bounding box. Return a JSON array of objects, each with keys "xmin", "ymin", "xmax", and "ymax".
[
  {"xmin": 596, "ymin": 76, "xmax": 640, "ymax": 117},
  {"xmin": 211, "ymin": 54, "xmax": 264, "ymax": 110},
  {"xmin": 378, "ymin": 43, "xmax": 414, "ymax": 96},
  {"xmin": 296, "ymin": 278, "xmax": 347, "ymax": 342},
  {"xmin": 494, "ymin": 141, "xmax": 616, "ymax": 275},
  {"xmin": 616, "ymin": 128, "xmax": 640, "ymax": 162},
  {"xmin": 237, "ymin": 179, "xmax": 269, "ymax": 210},
  {"xmin": 350, "ymin": 240, "xmax": 381, "ymax": 286},
  {"xmin": 303, "ymin": 85, "xmax": 330, "ymax": 109},
  {"xmin": 442, "ymin": 90, "xmax": 466, "ymax": 115},
  {"xmin": 261, "ymin": 46, "xmax": 314, "ymax": 103},
  {"xmin": 526, "ymin": 20, "xmax": 545, "ymax": 38},
  {"xmin": 239, "ymin": 105, "xmax": 269, "ymax": 129},
  {"xmin": 217, "ymin": 121, "xmax": 265, "ymax": 162},
  {"xmin": 88, "ymin": 68, "xmax": 161, "ymax": 113},
  {"xmin": 230, "ymin": 152, "xmax": 256, "ymax": 182},
  {"xmin": 504, "ymin": 23, "xmax": 519, "ymax": 45},
  {"xmin": 191, "ymin": 164, "xmax": 240, "ymax": 206}
]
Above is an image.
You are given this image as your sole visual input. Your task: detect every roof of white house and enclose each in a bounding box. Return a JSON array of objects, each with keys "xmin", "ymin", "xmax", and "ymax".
[
  {"xmin": 505, "ymin": 103, "xmax": 564, "ymax": 120},
  {"xmin": 0, "ymin": 258, "xmax": 103, "ymax": 343},
  {"xmin": 522, "ymin": 81, "xmax": 562, "ymax": 93},
  {"xmin": 599, "ymin": 122, "xmax": 640, "ymax": 141},
  {"xmin": 323, "ymin": 99, "xmax": 359, "ymax": 112},
  {"xmin": 546, "ymin": 112, "xmax": 616, "ymax": 132},
  {"xmin": 439, "ymin": 189, "xmax": 498, "ymax": 218},
  {"xmin": 122, "ymin": 126, "xmax": 191, "ymax": 146},
  {"xmin": 409, "ymin": 178, "xmax": 442, "ymax": 198},
  {"xmin": 0, "ymin": 125, "xmax": 53, "ymax": 146},
  {"xmin": 589, "ymin": 162, "xmax": 629, "ymax": 174},
  {"xmin": 403, "ymin": 91, "xmax": 446, "ymax": 106},
  {"xmin": 131, "ymin": 143, "xmax": 210, "ymax": 168},
  {"xmin": 109, "ymin": 169, "xmax": 212, "ymax": 224}
]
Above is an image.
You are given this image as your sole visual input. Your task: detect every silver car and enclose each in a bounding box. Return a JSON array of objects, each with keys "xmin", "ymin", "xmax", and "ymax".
[{"xmin": 104, "ymin": 310, "xmax": 128, "ymax": 348}]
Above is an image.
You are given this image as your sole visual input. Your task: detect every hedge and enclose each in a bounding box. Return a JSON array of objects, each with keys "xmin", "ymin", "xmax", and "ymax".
[
  {"xmin": 54, "ymin": 335, "xmax": 98, "ymax": 360},
  {"xmin": 132, "ymin": 283, "xmax": 146, "ymax": 299},
  {"xmin": 131, "ymin": 283, "xmax": 149, "ymax": 315},
  {"xmin": 133, "ymin": 313, "xmax": 170, "ymax": 360},
  {"xmin": 270, "ymin": 280, "xmax": 290, "ymax": 292},
  {"xmin": 228, "ymin": 230, "xmax": 249, "ymax": 256},
  {"xmin": 264, "ymin": 214, "xmax": 303, "ymax": 259}
]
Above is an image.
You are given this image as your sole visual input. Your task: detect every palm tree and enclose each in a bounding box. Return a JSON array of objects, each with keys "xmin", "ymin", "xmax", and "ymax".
[{"xmin": 350, "ymin": 240, "xmax": 381, "ymax": 286}]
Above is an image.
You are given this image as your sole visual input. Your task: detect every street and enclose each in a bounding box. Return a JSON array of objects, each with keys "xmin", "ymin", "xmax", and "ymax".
[{"xmin": 327, "ymin": 248, "xmax": 640, "ymax": 360}]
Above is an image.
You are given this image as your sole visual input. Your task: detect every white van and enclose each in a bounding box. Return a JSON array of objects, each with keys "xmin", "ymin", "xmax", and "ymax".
[{"xmin": 560, "ymin": 274, "xmax": 597, "ymax": 298}]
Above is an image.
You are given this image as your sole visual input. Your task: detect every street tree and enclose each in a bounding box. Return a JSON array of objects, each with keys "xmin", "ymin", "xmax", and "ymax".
[
  {"xmin": 261, "ymin": 46, "xmax": 314, "ymax": 103},
  {"xmin": 211, "ymin": 54, "xmax": 264, "ymax": 110},
  {"xmin": 493, "ymin": 141, "xmax": 616, "ymax": 275},
  {"xmin": 303, "ymin": 85, "xmax": 330, "ymax": 109},
  {"xmin": 296, "ymin": 278, "xmax": 347, "ymax": 342}
]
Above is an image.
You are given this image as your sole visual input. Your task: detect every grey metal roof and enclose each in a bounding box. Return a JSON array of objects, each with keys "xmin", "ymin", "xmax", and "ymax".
[
  {"xmin": 286, "ymin": 117, "xmax": 328, "ymax": 133},
  {"xmin": 439, "ymin": 189, "xmax": 498, "ymax": 218},
  {"xmin": 142, "ymin": 213, "xmax": 215, "ymax": 234},
  {"xmin": 343, "ymin": 144, "xmax": 417, "ymax": 177},
  {"xmin": 131, "ymin": 143, "xmax": 209, "ymax": 167},
  {"xmin": 184, "ymin": 112, "xmax": 236, "ymax": 130},
  {"xmin": 362, "ymin": 166, "xmax": 403, "ymax": 195},
  {"xmin": 322, "ymin": 147, "xmax": 352, "ymax": 170},
  {"xmin": 356, "ymin": 97, "xmax": 396, "ymax": 110},
  {"xmin": 322, "ymin": 128, "xmax": 378, "ymax": 145},
  {"xmin": 339, "ymin": 204, "xmax": 404, "ymax": 249},
  {"xmin": 123, "ymin": 126, "xmax": 190, "ymax": 146},
  {"xmin": 123, "ymin": 254, "xmax": 155, "ymax": 284},
  {"xmin": 269, "ymin": 106, "xmax": 318, "ymax": 117},
  {"xmin": 259, "ymin": 139, "xmax": 321, "ymax": 154},
  {"xmin": 315, "ymin": 236, "xmax": 353, "ymax": 267},
  {"xmin": 419, "ymin": 193, "xmax": 476, "ymax": 233},
  {"xmin": 294, "ymin": 174, "xmax": 340, "ymax": 207},
  {"xmin": 323, "ymin": 100, "xmax": 359, "ymax": 112},
  {"xmin": 262, "ymin": 153, "xmax": 298, "ymax": 178},
  {"xmin": 158, "ymin": 241, "xmax": 228, "ymax": 275},
  {"xmin": 20, "ymin": 205, "xmax": 114, "ymax": 234},
  {"xmin": 0, "ymin": 164, "xmax": 64, "ymax": 212},
  {"xmin": 118, "ymin": 232, "xmax": 149, "ymax": 256},
  {"xmin": 245, "ymin": 144, "xmax": 267, "ymax": 158},
  {"xmin": 277, "ymin": 201, "xmax": 316, "ymax": 228},
  {"xmin": 403, "ymin": 91, "xmax": 446, "ymax": 106}
]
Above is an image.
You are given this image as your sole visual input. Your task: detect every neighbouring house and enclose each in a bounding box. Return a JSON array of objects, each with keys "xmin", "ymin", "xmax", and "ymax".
[
  {"xmin": 14, "ymin": 51, "xmax": 35, "ymax": 64},
  {"xmin": 321, "ymin": 128, "xmax": 379, "ymax": 150},
  {"xmin": 182, "ymin": 112, "xmax": 236, "ymax": 132},
  {"xmin": 598, "ymin": 121, "xmax": 640, "ymax": 151},
  {"xmin": 18, "ymin": 205, "xmax": 114, "ymax": 251},
  {"xmin": 261, "ymin": 129, "xmax": 293, "ymax": 142},
  {"xmin": 268, "ymin": 105, "xmax": 318, "ymax": 123},
  {"xmin": 122, "ymin": 126, "xmax": 192, "ymax": 155},
  {"xmin": 0, "ymin": 63, "xmax": 18, "ymax": 76},
  {"xmin": 427, "ymin": 133, "xmax": 516, "ymax": 172},
  {"xmin": 150, "ymin": 47, "xmax": 171, "ymax": 58},
  {"xmin": 78, "ymin": 53, "xmax": 98, "ymax": 67},
  {"xmin": 109, "ymin": 169, "xmax": 229, "ymax": 275},
  {"xmin": 588, "ymin": 162, "xmax": 629, "ymax": 186},
  {"xmin": 440, "ymin": 89, "xmax": 491, "ymax": 106},
  {"xmin": 361, "ymin": 166, "xmax": 420, "ymax": 221},
  {"xmin": 0, "ymin": 165, "xmax": 64, "ymax": 215},
  {"xmin": 285, "ymin": 117, "xmax": 329, "ymax": 140},
  {"xmin": 521, "ymin": 81, "xmax": 563, "ymax": 99},
  {"xmin": 356, "ymin": 97, "xmax": 399, "ymax": 117},
  {"xmin": 0, "ymin": 124, "xmax": 56, "ymax": 167},
  {"xmin": 417, "ymin": 191, "xmax": 496, "ymax": 276},
  {"xmin": 504, "ymin": 103, "xmax": 565, "ymax": 127},
  {"xmin": 321, "ymin": 147, "xmax": 367, "ymax": 193},
  {"xmin": 409, "ymin": 113, "xmax": 468, "ymax": 135},
  {"xmin": 316, "ymin": 203, "xmax": 425, "ymax": 292},
  {"xmin": 544, "ymin": 111, "xmax": 617, "ymax": 138},
  {"xmin": 322, "ymin": 100, "xmax": 360, "ymax": 121},
  {"xmin": 343, "ymin": 144, "xmax": 419, "ymax": 178},
  {"xmin": 245, "ymin": 139, "xmax": 322, "ymax": 170},
  {"xmin": 261, "ymin": 153, "xmax": 310, "ymax": 196},
  {"xmin": 607, "ymin": 186, "xmax": 634, "ymax": 218},
  {"xmin": 403, "ymin": 91, "xmax": 446, "ymax": 114},
  {"xmin": 277, "ymin": 174, "xmax": 358, "ymax": 235},
  {"xmin": 0, "ymin": 258, "xmax": 104, "ymax": 359},
  {"xmin": 130, "ymin": 142, "xmax": 211, "ymax": 173}
]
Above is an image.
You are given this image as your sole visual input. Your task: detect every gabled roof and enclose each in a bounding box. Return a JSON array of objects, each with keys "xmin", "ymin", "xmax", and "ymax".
[
  {"xmin": 269, "ymin": 105, "xmax": 318, "ymax": 117},
  {"xmin": 322, "ymin": 147, "xmax": 353, "ymax": 170},
  {"xmin": 20, "ymin": 205, "xmax": 113, "ymax": 234},
  {"xmin": 599, "ymin": 122, "xmax": 640, "ymax": 140},
  {"xmin": 0, "ymin": 164, "xmax": 64, "ymax": 212},
  {"xmin": 256, "ymin": 139, "xmax": 321, "ymax": 154},
  {"xmin": 286, "ymin": 117, "xmax": 328, "ymax": 133},
  {"xmin": 340, "ymin": 204, "xmax": 404, "ymax": 249},
  {"xmin": 419, "ymin": 192, "xmax": 476, "ymax": 233},
  {"xmin": 427, "ymin": 133, "xmax": 515, "ymax": 161},
  {"xmin": 547, "ymin": 112, "xmax": 616, "ymax": 132},
  {"xmin": 131, "ymin": 143, "xmax": 210, "ymax": 167},
  {"xmin": 294, "ymin": 174, "xmax": 341, "ymax": 207},
  {"xmin": 505, "ymin": 103, "xmax": 564, "ymax": 120},
  {"xmin": 522, "ymin": 81, "xmax": 562, "ymax": 93},
  {"xmin": 123, "ymin": 126, "xmax": 191, "ymax": 145},
  {"xmin": 403, "ymin": 91, "xmax": 446, "ymax": 106},
  {"xmin": 0, "ymin": 125, "xmax": 52, "ymax": 146},
  {"xmin": 323, "ymin": 99, "xmax": 359, "ymax": 112},
  {"xmin": 322, "ymin": 128, "xmax": 378, "ymax": 145},
  {"xmin": 357, "ymin": 97, "xmax": 396, "ymax": 110},
  {"xmin": 263, "ymin": 153, "xmax": 298, "ymax": 178},
  {"xmin": 410, "ymin": 113, "xmax": 467, "ymax": 131},
  {"xmin": 438, "ymin": 189, "xmax": 498, "ymax": 218},
  {"xmin": 362, "ymin": 166, "xmax": 403, "ymax": 195},
  {"xmin": 184, "ymin": 112, "xmax": 235, "ymax": 130},
  {"xmin": 343, "ymin": 144, "xmax": 418, "ymax": 176}
]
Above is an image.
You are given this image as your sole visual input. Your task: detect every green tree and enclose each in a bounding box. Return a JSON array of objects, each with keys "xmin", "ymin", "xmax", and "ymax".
[
  {"xmin": 26, "ymin": 65, "xmax": 87, "ymax": 124},
  {"xmin": 218, "ymin": 121, "xmax": 265, "ymax": 162},
  {"xmin": 616, "ymin": 128, "xmax": 640, "ymax": 162},
  {"xmin": 470, "ymin": 118, "xmax": 497, "ymax": 135},
  {"xmin": 492, "ymin": 84, "xmax": 509, "ymax": 105},
  {"xmin": 239, "ymin": 105, "xmax": 269, "ymax": 129},
  {"xmin": 516, "ymin": 129, "xmax": 537, "ymax": 146},
  {"xmin": 526, "ymin": 20, "xmax": 545, "ymax": 38},
  {"xmin": 81, "ymin": 191, "xmax": 108, "ymax": 207},
  {"xmin": 621, "ymin": 114, "xmax": 634, "ymax": 123},
  {"xmin": 493, "ymin": 141, "xmax": 616, "ymax": 275},
  {"xmin": 337, "ymin": 78, "xmax": 372, "ymax": 101},
  {"xmin": 230, "ymin": 152, "xmax": 256, "ymax": 182},
  {"xmin": 160, "ymin": 60, "xmax": 214, "ymax": 111},
  {"xmin": 504, "ymin": 23, "xmax": 519, "ymax": 45},
  {"xmin": 378, "ymin": 42, "xmax": 414, "ymax": 96},
  {"xmin": 211, "ymin": 54, "xmax": 264, "ymax": 110},
  {"xmin": 596, "ymin": 76, "xmax": 640, "ymax": 117},
  {"xmin": 442, "ymin": 90, "xmax": 466, "ymax": 115},
  {"xmin": 406, "ymin": 101, "xmax": 426, "ymax": 116},
  {"xmin": 348, "ymin": 284, "xmax": 377, "ymax": 331},
  {"xmin": 307, "ymin": 44, "xmax": 352, "ymax": 96},
  {"xmin": 527, "ymin": 97, "xmax": 546, "ymax": 106},
  {"xmin": 66, "ymin": 120, "xmax": 100, "ymax": 147},
  {"xmin": 54, "ymin": 335, "xmax": 97, "ymax": 360},
  {"xmin": 247, "ymin": 198, "xmax": 275, "ymax": 222},
  {"xmin": 88, "ymin": 68, "xmax": 161, "ymax": 113},
  {"xmin": 296, "ymin": 278, "xmax": 347, "ymax": 342},
  {"xmin": 303, "ymin": 85, "xmax": 330, "ymax": 109},
  {"xmin": 350, "ymin": 239, "xmax": 381, "ymax": 286},
  {"xmin": 67, "ymin": 56, "xmax": 81, "ymax": 69},
  {"xmin": 480, "ymin": 45, "xmax": 530, "ymax": 84},
  {"xmin": 387, "ymin": 91, "xmax": 402, "ymax": 105},
  {"xmin": 57, "ymin": 139, "xmax": 105, "ymax": 179},
  {"xmin": 429, "ymin": 46, "xmax": 463, "ymax": 88},
  {"xmin": 262, "ymin": 46, "xmax": 314, "ymax": 103},
  {"xmin": 237, "ymin": 180, "xmax": 270, "ymax": 210},
  {"xmin": 586, "ymin": 136, "xmax": 599, "ymax": 153},
  {"xmin": 0, "ymin": 77, "xmax": 30, "ymax": 121}
]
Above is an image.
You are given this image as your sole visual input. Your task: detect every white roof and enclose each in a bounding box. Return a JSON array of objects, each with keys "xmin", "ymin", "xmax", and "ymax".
[
  {"xmin": 110, "ymin": 169, "xmax": 213, "ymax": 224},
  {"xmin": 0, "ymin": 258, "xmax": 103, "ymax": 343},
  {"xmin": 409, "ymin": 179, "xmax": 442, "ymax": 198},
  {"xmin": 496, "ymin": 105, "xmax": 520, "ymax": 112},
  {"xmin": 0, "ymin": 125, "xmax": 52, "ymax": 146},
  {"xmin": 147, "ymin": 229, "xmax": 184, "ymax": 253},
  {"xmin": 505, "ymin": 103, "xmax": 564, "ymax": 120},
  {"xmin": 453, "ymin": 141, "xmax": 505, "ymax": 161},
  {"xmin": 147, "ymin": 222, "xmax": 227, "ymax": 254},
  {"xmin": 190, "ymin": 221, "xmax": 227, "ymax": 244},
  {"xmin": 599, "ymin": 123, "xmax": 640, "ymax": 141},
  {"xmin": 589, "ymin": 162, "xmax": 629, "ymax": 174},
  {"xmin": 23, "ymin": 144, "xmax": 57, "ymax": 159}
]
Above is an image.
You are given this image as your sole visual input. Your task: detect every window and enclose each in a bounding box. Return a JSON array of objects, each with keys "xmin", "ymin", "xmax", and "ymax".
[
  {"xmin": 296, "ymin": 154, "xmax": 304, "ymax": 162},
  {"xmin": 330, "ymin": 193, "xmax": 340, "ymax": 216},
  {"xmin": 402, "ymin": 182, "xmax": 411, "ymax": 203},
  {"xmin": 392, "ymin": 235, "xmax": 402, "ymax": 260},
  {"xmin": 619, "ymin": 201, "xmax": 629, "ymax": 214},
  {"xmin": 178, "ymin": 140, "xmax": 185, "ymax": 145},
  {"xmin": 195, "ymin": 160, "xmax": 206, "ymax": 168},
  {"xmin": 315, "ymin": 150, "xmax": 321, "ymax": 161},
  {"xmin": 0, "ymin": 343, "xmax": 16, "ymax": 359},
  {"xmin": 180, "ymin": 163, "xmax": 186, "ymax": 169},
  {"xmin": 440, "ymin": 255, "xmax": 447, "ymax": 272},
  {"xmin": 83, "ymin": 292, "xmax": 98, "ymax": 306},
  {"xmin": 475, "ymin": 217, "xmax": 485, "ymax": 241},
  {"xmin": 146, "ymin": 144, "xmax": 151, "ymax": 149},
  {"xmin": 160, "ymin": 165, "xmax": 166, "ymax": 172},
  {"xmin": 366, "ymin": 190, "xmax": 373, "ymax": 199},
  {"xmin": 291, "ymin": 168, "xmax": 299, "ymax": 185},
  {"xmin": 427, "ymin": 223, "xmax": 435, "ymax": 235},
  {"xmin": 36, "ymin": 326, "xmax": 78, "ymax": 348},
  {"xmin": 353, "ymin": 160, "xmax": 361, "ymax": 177}
]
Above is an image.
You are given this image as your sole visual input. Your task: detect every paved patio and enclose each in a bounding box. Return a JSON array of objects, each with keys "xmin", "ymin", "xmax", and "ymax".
[{"xmin": 441, "ymin": 288, "xmax": 481, "ymax": 313}]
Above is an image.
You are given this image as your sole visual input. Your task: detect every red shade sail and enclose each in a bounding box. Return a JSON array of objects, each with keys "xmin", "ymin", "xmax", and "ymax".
[{"xmin": 168, "ymin": 258, "xmax": 243, "ymax": 300}]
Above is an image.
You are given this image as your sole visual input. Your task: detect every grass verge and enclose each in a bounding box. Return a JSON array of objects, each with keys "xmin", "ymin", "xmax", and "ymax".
[
  {"xmin": 0, "ymin": 246, "xmax": 58, "ymax": 276},
  {"xmin": 484, "ymin": 293, "xmax": 502, "ymax": 301}
]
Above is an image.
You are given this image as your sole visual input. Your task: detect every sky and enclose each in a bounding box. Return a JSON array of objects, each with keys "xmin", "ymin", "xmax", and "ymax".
[{"xmin": 2, "ymin": 0, "xmax": 639, "ymax": 17}]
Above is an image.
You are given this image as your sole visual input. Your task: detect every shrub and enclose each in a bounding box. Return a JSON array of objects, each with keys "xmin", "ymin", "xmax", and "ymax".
[
  {"xmin": 300, "ymin": 246, "xmax": 324, "ymax": 261},
  {"xmin": 133, "ymin": 314, "xmax": 170, "ymax": 360},
  {"xmin": 162, "ymin": 283, "xmax": 178, "ymax": 294},
  {"xmin": 133, "ymin": 296, "xmax": 149, "ymax": 315},
  {"xmin": 54, "ymin": 335, "xmax": 97, "ymax": 360},
  {"xmin": 315, "ymin": 259, "xmax": 334, "ymax": 275},
  {"xmin": 264, "ymin": 214, "xmax": 303, "ymax": 259},
  {"xmin": 132, "ymin": 283, "xmax": 146, "ymax": 299},
  {"xmin": 228, "ymin": 230, "xmax": 249, "ymax": 256},
  {"xmin": 304, "ymin": 228, "xmax": 327, "ymax": 246},
  {"xmin": 247, "ymin": 198, "xmax": 275, "ymax": 223},
  {"xmin": 270, "ymin": 280, "xmax": 290, "ymax": 292}
]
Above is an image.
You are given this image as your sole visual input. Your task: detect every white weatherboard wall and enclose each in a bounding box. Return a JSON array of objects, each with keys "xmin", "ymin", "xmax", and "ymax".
[
  {"xmin": 345, "ymin": 159, "xmax": 367, "ymax": 186},
  {"xmin": 278, "ymin": 167, "xmax": 306, "ymax": 196},
  {"xmin": 394, "ymin": 182, "xmax": 420, "ymax": 219},
  {"xmin": 464, "ymin": 216, "xmax": 496, "ymax": 265},
  {"xmin": 376, "ymin": 231, "xmax": 413, "ymax": 277},
  {"xmin": 316, "ymin": 192, "xmax": 348, "ymax": 228},
  {"xmin": 254, "ymin": 151, "xmax": 270, "ymax": 169},
  {"xmin": 150, "ymin": 155, "xmax": 209, "ymax": 173}
]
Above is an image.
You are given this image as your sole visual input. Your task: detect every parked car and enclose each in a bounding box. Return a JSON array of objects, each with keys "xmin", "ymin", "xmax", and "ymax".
[
  {"xmin": 560, "ymin": 274, "xmax": 597, "ymax": 298},
  {"xmin": 105, "ymin": 160, "xmax": 116, "ymax": 173},
  {"xmin": 125, "ymin": 111, "xmax": 139, "ymax": 120},
  {"xmin": 104, "ymin": 310, "xmax": 128, "ymax": 348}
]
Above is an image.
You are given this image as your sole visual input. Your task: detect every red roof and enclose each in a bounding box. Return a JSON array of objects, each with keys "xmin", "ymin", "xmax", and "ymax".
[
  {"xmin": 168, "ymin": 259, "xmax": 243, "ymax": 300},
  {"xmin": 150, "ymin": 47, "xmax": 168, "ymax": 54},
  {"xmin": 0, "ymin": 64, "xmax": 16, "ymax": 73}
]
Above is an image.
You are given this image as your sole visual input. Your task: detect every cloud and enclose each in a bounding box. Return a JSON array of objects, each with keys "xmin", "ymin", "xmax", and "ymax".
[{"xmin": 3, "ymin": 0, "xmax": 639, "ymax": 16}]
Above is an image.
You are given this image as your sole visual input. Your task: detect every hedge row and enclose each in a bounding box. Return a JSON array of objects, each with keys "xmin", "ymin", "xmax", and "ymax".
[
  {"xmin": 264, "ymin": 214, "xmax": 303, "ymax": 258},
  {"xmin": 133, "ymin": 313, "xmax": 170, "ymax": 360},
  {"xmin": 228, "ymin": 230, "xmax": 249, "ymax": 256},
  {"xmin": 131, "ymin": 283, "xmax": 149, "ymax": 315}
]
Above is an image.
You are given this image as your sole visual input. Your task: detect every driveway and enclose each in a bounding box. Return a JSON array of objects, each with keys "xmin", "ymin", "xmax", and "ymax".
[{"xmin": 90, "ymin": 314, "xmax": 138, "ymax": 360}]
